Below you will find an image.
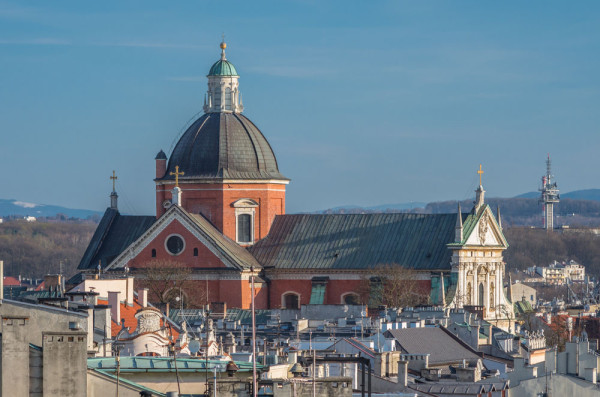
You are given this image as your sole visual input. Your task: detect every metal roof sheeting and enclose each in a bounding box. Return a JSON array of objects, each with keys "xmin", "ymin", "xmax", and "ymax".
[
  {"xmin": 249, "ymin": 213, "xmax": 457, "ymax": 270},
  {"xmin": 78, "ymin": 209, "xmax": 155, "ymax": 270}
]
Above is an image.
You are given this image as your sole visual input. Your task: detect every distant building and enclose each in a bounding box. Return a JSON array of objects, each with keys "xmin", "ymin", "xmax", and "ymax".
[
  {"xmin": 527, "ymin": 260, "xmax": 585, "ymax": 285},
  {"xmin": 24, "ymin": 216, "xmax": 36, "ymax": 222},
  {"xmin": 507, "ymin": 282, "xmax": 537, "ymax": 307}
]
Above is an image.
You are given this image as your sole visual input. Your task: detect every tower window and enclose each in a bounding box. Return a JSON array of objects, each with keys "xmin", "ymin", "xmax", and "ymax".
[
  {"xmin": 151, "ymin": 249, "xmax": 156, "ymax": 258},
  {"xmin": 193, "ymin": 248, "xmax": 198, "ymax": 257},
  {"xmin": 237, "ymin": 213, "xmax": 252, "ymax": 243}
]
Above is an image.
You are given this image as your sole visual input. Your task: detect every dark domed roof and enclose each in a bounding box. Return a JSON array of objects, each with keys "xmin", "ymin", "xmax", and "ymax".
[
  {"xmin": 155, "ymin": 149, "xmax": 167, "ymax": 160},
  {"xmin": 160, "ymin": 113, "xmax": 287, "ymax": 181}
]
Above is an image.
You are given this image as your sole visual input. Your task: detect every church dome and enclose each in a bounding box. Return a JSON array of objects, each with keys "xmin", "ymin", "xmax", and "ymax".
[
  {"xmin": 208, "ymin": 59, "xmax": 238, "ymax": 76},
  {"xmin": 161, "ymin": 113, "xmax": 287, "ymax": 181}
]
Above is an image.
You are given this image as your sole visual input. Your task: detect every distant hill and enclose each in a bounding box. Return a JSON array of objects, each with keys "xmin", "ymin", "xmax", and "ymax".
[
  {"xmin": 0, "ymin": 198, "xmax": 102, "ymax": 220},
  {"xmin": 319, "ymin": 190, "xmax": 600, "ymax": 227}
]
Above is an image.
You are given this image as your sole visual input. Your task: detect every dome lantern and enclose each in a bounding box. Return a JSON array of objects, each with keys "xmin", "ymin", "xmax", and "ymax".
[{"xmin": 204, "ymin": 41, "xmax": 243, "ymax": 113}]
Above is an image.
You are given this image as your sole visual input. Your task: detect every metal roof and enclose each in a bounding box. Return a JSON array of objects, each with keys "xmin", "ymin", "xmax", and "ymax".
[
  {"xmin": 159, "ymin": 113, "xmax": 287, "ymax": 181},
  {"xmin": 249, "ymin": 213, "xmax": 457, "ymax": 270},
  {"xmin": 208, "ymin": 59, "xmax": 238, "ymax": 76},
  {"xmin": 77, "ymin": 208, "xmax": 155, "ymax": 270},
  {"xmin": 88, "ymin": 356, "xmax": 261, "ymax": 372},
  {"xmin": 385, "ymin": 327, "xmax": 481, "ymax": 365}
]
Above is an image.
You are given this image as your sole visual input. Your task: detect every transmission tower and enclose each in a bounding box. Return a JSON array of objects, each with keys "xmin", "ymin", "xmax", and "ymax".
[{"xmin": 539, "ymin": 155, "xmax": 559, "ymax": 231}]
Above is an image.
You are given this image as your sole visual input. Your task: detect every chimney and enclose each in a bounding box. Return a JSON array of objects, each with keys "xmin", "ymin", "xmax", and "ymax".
[
  {"xmin": 155, "ymin": 150, "xmax": 167, "ymax": 179},
  {"xmin": 108, "ymin": 291, "xmax": 121, "ymax": 325},
  {"xmin": 126, "ymin": 277, "xmax": 134, "ymax": 306},
  {"xmin": 87, "ymin": 307, "xmax": 95, "ymax": 352},
  {"xmin": 398, "ymin": 360, "xmax": 408, "ymax": 387},
  {"xmin": 139, "ymin": 288, "xmax": 148, "ymax": 308},
  {"xmin": 2, "ymin": 316, "xmax": 30, "ymax": 394}
]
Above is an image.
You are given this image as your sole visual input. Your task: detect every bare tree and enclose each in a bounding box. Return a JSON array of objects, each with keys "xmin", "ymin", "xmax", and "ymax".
[
  {"xmin": 359, "ymin": 264, "xmax": 430, "ymax": 309},
  {"xmin": 135, "ymin": 260, "xmax": 204, "ymax": 309}
]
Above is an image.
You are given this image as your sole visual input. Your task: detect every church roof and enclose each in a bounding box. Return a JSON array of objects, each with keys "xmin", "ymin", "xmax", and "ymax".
[
  {"xmin": 77, "ymin": 208, "xmax": 156, "ymax": 270},
  {"xmin": 159, "ymin": 112, "xmax": 288, "ymax": 181},
  {"xmin": 249, "ymin": 213, "xmax": 457, "ymax": 271},
  {"xmin": 208, "ymin": 59, "xmax": 238, "ymax": 76}
]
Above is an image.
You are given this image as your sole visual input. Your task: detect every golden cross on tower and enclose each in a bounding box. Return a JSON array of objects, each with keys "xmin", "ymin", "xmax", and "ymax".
[
  {"xmin": 477, "ymin": 164, "xmax": 484, "ymax": 186},
  {"xmin": 170, "ymin": 165, "xmax": 184, "ymax": 187},
  {"xmin": 110, "ymin": 170, "xmax": 117, "ymax": 192}
]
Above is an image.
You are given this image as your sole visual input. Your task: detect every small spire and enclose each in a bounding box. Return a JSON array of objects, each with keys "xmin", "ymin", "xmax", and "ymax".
[
  {"xmin": 109, "ymin": 170, "xmax": 118, "ymax": 210},
  {"xmin": 439, "ymin": 273, "xmax": 446, "ymax": 306},
  {"xmin": 455, "ymin": 203, "xmax": 463, "ymax": 243},
  {"xmin": 497, "ymin": 205, "xmax": 502, "ymax": 229},
  {"xmin": 474, "ymin": 165, "xmax": 485, "ymax": 212}
]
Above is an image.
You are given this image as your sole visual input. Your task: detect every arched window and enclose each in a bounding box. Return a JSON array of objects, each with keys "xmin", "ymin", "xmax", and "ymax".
[
  {"xmin": 282, "ymin": 292, "xmax": 299, "ymax": 309},
  {"xmin": 193, "ymin": 248, "xmax": 198, "ymax": 257},
  {"xmin": 466, "ymin": 283, "xmax": 472, "ymax": 305},
  {"xmin": 342, "ymin": 293, "xmax": 360, "ymax": 305},
  {"xmin": 237, "ymin": 213, "xmax": 252, "ymax": 243},
  {"xmin": 151, "ymin": 249, "xmax": 156, "ymax": 258}
]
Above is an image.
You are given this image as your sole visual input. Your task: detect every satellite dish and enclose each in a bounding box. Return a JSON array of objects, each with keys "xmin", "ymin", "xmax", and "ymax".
[{"xmin": 188, "ymin": 339, "xmax": 201, "ymax": 354}]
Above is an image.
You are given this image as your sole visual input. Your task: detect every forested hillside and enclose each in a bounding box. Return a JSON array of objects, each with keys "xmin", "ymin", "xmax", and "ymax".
[
  {"xmin": 0, "ymin": 220, "xmax": 96, "ymax": 278},
  {"xmin": 504, "ymin": 227, "xmax": 600, "ymax": 277}
]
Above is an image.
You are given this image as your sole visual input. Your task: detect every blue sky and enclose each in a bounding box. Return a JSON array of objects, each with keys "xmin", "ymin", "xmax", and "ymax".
[{"xmin": 1, "ymin": 1, "xmax": 599, "ymax": 215}]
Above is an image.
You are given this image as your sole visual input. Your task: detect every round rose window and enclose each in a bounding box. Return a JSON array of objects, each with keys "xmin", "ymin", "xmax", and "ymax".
[{"xmin": 166, "ymin": 235, "xmax": 184, "ymax": 255}]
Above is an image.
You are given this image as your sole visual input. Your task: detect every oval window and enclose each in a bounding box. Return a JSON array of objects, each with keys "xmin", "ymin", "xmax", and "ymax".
[{"xmin": 166, "ymin": 235, "xmax": 184, "ymax": 255}]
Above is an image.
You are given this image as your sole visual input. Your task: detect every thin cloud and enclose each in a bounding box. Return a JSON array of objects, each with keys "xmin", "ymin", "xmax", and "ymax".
[
  {"xmin": 0, "ymin": 37, "xmax": 71, "ymax": 45},
  {"xmin": 166, "ymin": 76, "xmax": 206, "ymax": 82},
  {"xmin": 97, "ymin": 41, "xmax": 208, "ymax": 50}
]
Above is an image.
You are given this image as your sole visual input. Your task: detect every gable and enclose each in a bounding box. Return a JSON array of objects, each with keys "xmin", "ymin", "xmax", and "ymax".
[
  {"xmin": 105, "ymin": 206, "xmax": 261, "ymax": 271},
  {"xmin": 128, "ymin": 218, "xmax": 227, "ymax": 269},
  {"xmin": 462, "ymin": 206, "xmax": 507, "ymax": 248}
]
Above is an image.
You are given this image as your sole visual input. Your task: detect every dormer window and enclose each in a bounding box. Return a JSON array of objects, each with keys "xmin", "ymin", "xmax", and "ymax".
[{"xmin": 232, "ymin": 199, "xmax": 258, "ymax": 245}]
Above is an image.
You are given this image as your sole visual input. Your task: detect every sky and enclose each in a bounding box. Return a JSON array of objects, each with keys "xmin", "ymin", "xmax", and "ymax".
[{"xmin": 1, "ymin": 1, "xmax": 599, "ymax": 215}]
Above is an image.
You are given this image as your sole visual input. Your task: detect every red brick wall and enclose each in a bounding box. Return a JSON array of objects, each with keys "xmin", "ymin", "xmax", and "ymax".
[
  {"xmin": 155, "ymin": 182, "xmax": 286, "ymax": 241},
  {"xmin": 128, "ymin": 219, "xmax": 226, "ymax": 269}
]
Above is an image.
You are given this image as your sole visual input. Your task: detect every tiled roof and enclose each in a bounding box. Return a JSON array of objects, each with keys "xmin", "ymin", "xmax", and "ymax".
[
  {"xmin": 98, "ymin": 298, "xmax": 178, "ymax": 340},
  {"xmin": 78, "ymin": 208, "xmax": 155, "ymax": 270},
  {"xmin": 3, "ymin": 276, "xmax": 21, "ymax": 286},
  {"xmin": 159, "ymin": 113, "xmax": 287, "ymax": 181},
  {"xmin": 385, "ymin": 327, "xmax": 481, "ymax": 365},
  {"xmin": 169, "ymin": 307, "xmax": 272, "ymax": 326},
  {"xmin": 249, "ymin": 213, "xmax": 457, "ymax": 270}
]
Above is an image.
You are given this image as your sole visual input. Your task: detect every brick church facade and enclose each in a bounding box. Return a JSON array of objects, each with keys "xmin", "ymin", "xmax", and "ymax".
[{"xmin": 76, "ymin": 41, "xmax": 514, "ymax": 328}]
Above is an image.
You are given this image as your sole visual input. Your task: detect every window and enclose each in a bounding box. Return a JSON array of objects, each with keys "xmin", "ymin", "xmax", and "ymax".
[
  {"xmin": 342, "ymin": 293, "xmax": 360, "ymax": 305},
  {"xmin": 165, "ymin": 235, "xmax": 185, "ymax": 255},
  {"xmin": 193, "ymin": 248, "xmax": 198, "ymax": 257},
  {"xmin": 151, "ymin": 249, "xmax": 156, "ymax": 258},
  {"xmin": 282, "ymin": 293, "xmax": 299, "ymax": 309},
  {"xmin": 232, "ymin": 199, "xmax": 258, "ymax": 244},
  {"xmin": 237, "ymin": 214, "xmax": 252, "ymax": 243},
  {"xmin": 478, "ymin": 283, "xmax": 484, "ymax": 306}
]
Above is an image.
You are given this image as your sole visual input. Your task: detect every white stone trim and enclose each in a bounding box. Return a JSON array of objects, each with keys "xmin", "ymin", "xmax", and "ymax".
[
  {"xmin": 155, "ymin": 179, "xmax": 289, "ymax": 186},
  {"xmin": 340, "ymin": 292, "xmax": 360, "ymax": 304},
  {"xmin": 105, "ymin": 206, "xmax": 248, "ymax": 271},
  {"xmin": 266, "ymin": 270, "xmax": 434, "ymax": 281},
  {"xmin": 164, "ymin": 233, "xmax": 185, "ymax": 256}
]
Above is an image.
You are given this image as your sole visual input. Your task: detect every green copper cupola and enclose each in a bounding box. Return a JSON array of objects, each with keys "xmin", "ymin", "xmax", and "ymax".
[{"xmin": 204, "ymin": 41, "xmax": 243, "ymax": 113}]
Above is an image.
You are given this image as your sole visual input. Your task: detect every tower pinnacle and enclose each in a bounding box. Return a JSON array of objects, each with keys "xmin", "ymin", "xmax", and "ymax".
[
  {"xmin": 109, "ymin": 170, "xmax": 118, "ymax": 210},
  {"xmin": 204, "ymin": 40, "xmax": 243, "ymax": 113}
]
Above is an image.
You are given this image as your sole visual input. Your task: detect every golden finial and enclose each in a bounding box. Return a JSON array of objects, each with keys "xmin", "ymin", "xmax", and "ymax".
[
  {"xmin": 110, "ymin": 170, "xmax": 118, "ymax": 192},
  {"xmin": 477, "ymin": 164, "xmax": 484, "ymax": 186},
  {"xmin": 170, "ymin": 165, "xmax": 184, "ymax": 187},
  {"xmin": 220, "ymin": 33, "xmax": 226, "ymax": 49}
]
